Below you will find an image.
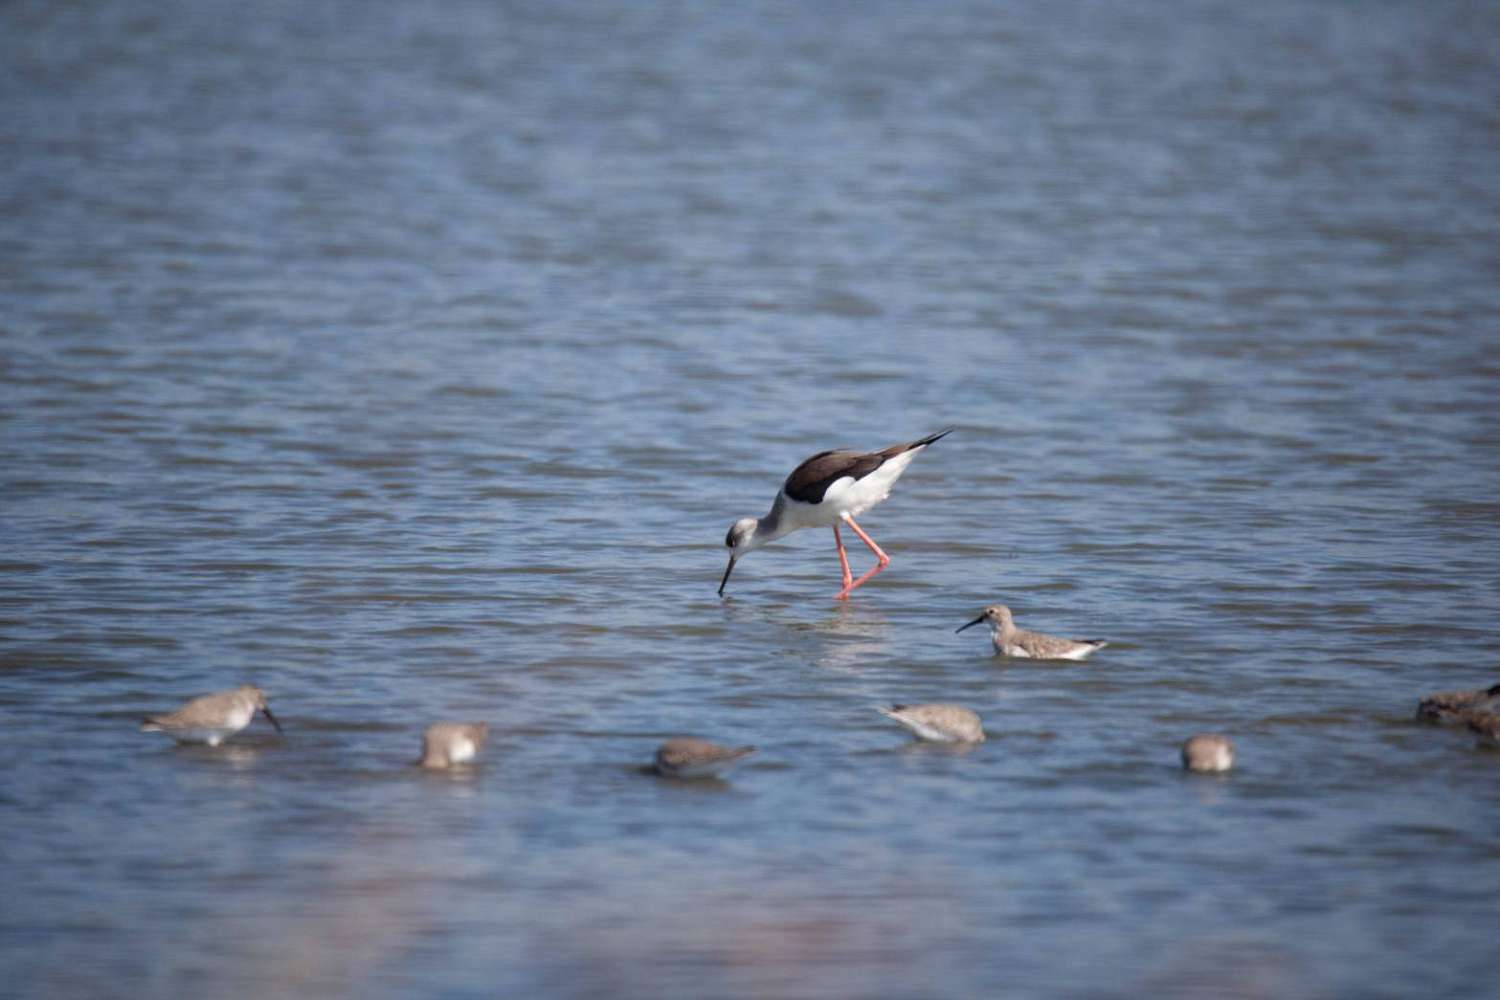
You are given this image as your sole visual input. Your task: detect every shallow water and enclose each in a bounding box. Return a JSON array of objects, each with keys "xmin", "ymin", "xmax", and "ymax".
[{"xmin": 3, "ymin": 1, "xmax": 1499, "ymax": 997}]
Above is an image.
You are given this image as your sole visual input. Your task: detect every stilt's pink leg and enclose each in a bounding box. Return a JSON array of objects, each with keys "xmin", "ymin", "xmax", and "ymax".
[
  {"xmin": 841, "ymin": 563, "xmax": 884, "ymax": 596},
  {"xmin": 842, "ymin": 515, "xmax": 890, "ymax": 566},
  {"xmin": 835, "ymin": 515, "xmax": 890, "ymax": 598},
  {"xmin": 833, "ymin": 523, "xmax": 855, "ymax": 599}
]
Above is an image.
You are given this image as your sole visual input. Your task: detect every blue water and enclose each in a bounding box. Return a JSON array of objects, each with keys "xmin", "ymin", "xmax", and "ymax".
[{"xmin": 3, "ymin": 1, "xmax": 1499, "ymax": 996}]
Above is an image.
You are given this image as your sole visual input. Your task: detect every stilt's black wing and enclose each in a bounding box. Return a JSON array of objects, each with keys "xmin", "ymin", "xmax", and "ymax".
[
  {"xmin": 781, "ymin": 430, "xmax": 952, "ymax": 505},
  {"xmin": 782, "ymin": 450, "xmax": 883, "ymax": 504}
]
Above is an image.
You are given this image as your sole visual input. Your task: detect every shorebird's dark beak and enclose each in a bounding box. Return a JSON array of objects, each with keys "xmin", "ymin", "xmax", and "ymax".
[
  {"xmin": 955, "ymin": 614, "xmax": 987, "ymax": 634},
  {"xmin": 718, "ymin": 556, "xmax": 737, "ymax": 596},
  {"xmin": 262, "ymin": 706, "xmax": 284, "ymax": 733}
]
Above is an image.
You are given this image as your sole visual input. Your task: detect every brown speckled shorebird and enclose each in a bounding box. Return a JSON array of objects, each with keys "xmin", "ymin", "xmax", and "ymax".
[
  {"xmin": 720, "ymin": 429, "xmax": 952, "ymax": 600},
  {"xmin": 1415, "ymin": 683, "xmax": 1500, "ymax": 726},
  {"xmin": 418, "ymin": 722, "xmax": 489, "ymax": 768},
  {"xmin": 1465, "ymin": 712, "xmax": 1500, "ymax": 749},
  {"xmin": 877, "ymin": 704, "xmax": 986, "ymax": 743},
  {"xmin": 1181, "ymin": 734, "xmax": 1235, "ymax": 773},
  {"xmin": 140, "ymin": 685, "xmax": 283, "ymax": 746},
  {"xmin": 956, "ymin": 604, "xmax": 1107, "ymax": 661},
  {"xmin": 653, "ymin": 738, "xmax": 757, "ymax": 778}
]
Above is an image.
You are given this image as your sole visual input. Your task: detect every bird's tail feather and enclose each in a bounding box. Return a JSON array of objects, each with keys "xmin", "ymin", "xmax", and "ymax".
[
  {"xmin": 881, "ymin": 428, "xmax": 953, "ymax": 459},
  {"xmin": 911, "ymin": 428, "xmax": 953, "ymax": 449}
]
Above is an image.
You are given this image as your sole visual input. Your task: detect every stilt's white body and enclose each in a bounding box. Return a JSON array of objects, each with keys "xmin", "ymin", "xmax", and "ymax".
[
  {"xmin": 759, "ymin": 446, "xmax": 928, "ymax": 539},
  {"xmin": 803, "ymin": 448, "xmax": 923, "ymax": 523}
]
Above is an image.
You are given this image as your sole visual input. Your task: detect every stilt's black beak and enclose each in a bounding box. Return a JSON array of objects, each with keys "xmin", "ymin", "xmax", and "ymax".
[
  {"xmin": 718, "ymin": 556, "xmax": 737, "ymax": 596},
  {"xmin": 955, "ymin": 614, "xmax": 987, "ymax": 634},
  {"xmin": 262, "ymin": 706, "xmax": 284, "ymax": 733}
]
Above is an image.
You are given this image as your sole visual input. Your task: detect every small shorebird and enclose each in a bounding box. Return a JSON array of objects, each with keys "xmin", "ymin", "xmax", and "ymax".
[
  {"xmin": 1415, "ymin": 683, "xmax": 1500, "ymax": 726},
  {"xmin": 877, "ymin": 703, "xmax": 986, "ymax": 743},
  {"xmin": 1181, "ymin": 734, "xmax": 1235, "ymax": 773},
  {"xmin": 719, "ymin": 428, "xmax": 952, "ymax": 599},
  {"xmin": 653, "ymin": 738, "xmax": 756, "ymax": 778},
  {"xmin": 140, "ymin": 685, "xmax": 283, "ymax": 746},
  {"xmin": 956, "ymin": 604, "xmax": 1107, "ymax": 661},
  {"xmin": 418, "ymin": 722, "xmax": 489, "ymax": 768},
  {"xmin": 1466, "ymin": 712, "xmax": 1500, "ymax": 749}
]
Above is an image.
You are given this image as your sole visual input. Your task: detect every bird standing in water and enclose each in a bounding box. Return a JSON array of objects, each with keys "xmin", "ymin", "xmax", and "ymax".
[
  {"xmin": 653, "ymin": 738, "xmax": 757, "ymax": 778},
  {"xmin": 877, "ymin": 703, "xmax": 986, "ymax": 744},
  {"xmin": 956, "ymin": 604, "xmax": 1107, "ymax": 661},
  {"xmin": 140, "ymin": 685, "xmax": 283, "ymax": 746},
  {"xmin": 1180, "ymin": 733, "xmax": 1235, "ymax": 773},
  {"xmin": 719, "ymin": 429, "xmax": 951, "ymax": 599},
  {"xmin": 1415, "ymin": 683, "xmax": 1500, "ymax": 726},
  {"xmin": 418, "ymin": 722, "xmax": 489, "ymax": 769}
]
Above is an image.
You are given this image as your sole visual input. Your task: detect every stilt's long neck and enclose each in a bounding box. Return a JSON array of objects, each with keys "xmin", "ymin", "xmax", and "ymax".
[{"xmin": 755, "ymin": 497, "xmax": 790, "ymax": 547}]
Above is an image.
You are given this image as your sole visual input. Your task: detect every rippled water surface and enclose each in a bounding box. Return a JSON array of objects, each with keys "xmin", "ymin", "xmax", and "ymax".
[{"xmin": 3, "ymin": 1, "xmax": 1499, "ymax": 997}]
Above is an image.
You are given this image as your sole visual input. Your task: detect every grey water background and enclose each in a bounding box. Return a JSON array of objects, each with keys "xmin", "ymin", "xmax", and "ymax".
[{"xmin": 3, "ymin": 0, "xmax": 1499, "ymax": 996}]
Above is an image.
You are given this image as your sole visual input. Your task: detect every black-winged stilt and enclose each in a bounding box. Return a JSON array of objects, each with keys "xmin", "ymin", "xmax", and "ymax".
[{"xmin": 718, "ymin": 428, "xmax": 952, "ymax": 599}]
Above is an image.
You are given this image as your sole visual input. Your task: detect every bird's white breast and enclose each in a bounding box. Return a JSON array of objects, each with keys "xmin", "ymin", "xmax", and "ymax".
[
  {"xmin": 905, "ymin": 719, "xmax": 961, "ymax": 742},
  {"xmin": 778, "ymin": 487, "xmax": 847, "ymax": 529},
  {"xmin": 172, "ymin": 728, "xmax": 230, "ymax": 746}
]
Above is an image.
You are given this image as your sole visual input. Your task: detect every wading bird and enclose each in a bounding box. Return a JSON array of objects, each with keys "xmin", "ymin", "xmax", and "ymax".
[{"xmin": 720, "ymin": 429, "xmax": 951, "ymax": 599}]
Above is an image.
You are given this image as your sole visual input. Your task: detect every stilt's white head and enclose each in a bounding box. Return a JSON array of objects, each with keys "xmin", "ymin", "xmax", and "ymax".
[
  {"xmin": 725, "ymin": 518, "xmax": 760, "ymax": 552},
  {"xmin": 719, "ymin": 517, "xmax": 763, "ymax": 595}
]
